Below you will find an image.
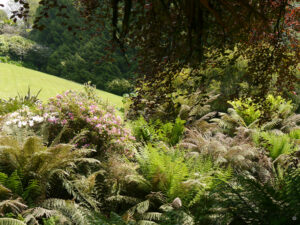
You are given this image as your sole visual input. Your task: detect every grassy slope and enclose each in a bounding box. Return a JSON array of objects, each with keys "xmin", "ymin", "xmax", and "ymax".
[{"xmin": 0, "ymin": 63, "xmax": 122, "ymax": 106}]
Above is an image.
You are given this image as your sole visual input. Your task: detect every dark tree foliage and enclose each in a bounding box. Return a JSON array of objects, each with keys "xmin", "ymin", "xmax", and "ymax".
[{"xmin": 23, "ymin": 1, "xmax": 298, "ymax": 70}]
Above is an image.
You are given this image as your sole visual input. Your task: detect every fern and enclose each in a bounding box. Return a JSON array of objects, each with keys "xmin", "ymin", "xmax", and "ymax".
[
  {"xmin": 0, "ymin": 135, "xmax": 100, "ymax": 204},
  {"xmin": 131, "ymin": 116, "xmax": 185, "ymax": 146},
  {"xmin": 136, "ymin": 145, "xmax": 189, "ymax": 199},
  {"xmin": 0, "ymin": 198, "xmax": 27, "ymax": 216},
  {"xmin": 289, "ymin": 129, "xmax": 300, "ymax": 140},
  {"xmin": 181, "ymin": 128, "xmax": 271, "ymax": 181},
  {"xmin": 5, "ymin": 171, "xmax": 23, "ymax": 197},
  {"xmin": 41, "ymin": 198, "xmax": 92, "ymax": 225},
  {"xmin": 21, "ymin": 179, "xmax": 41, "ymax": 205},
  {"xmin": 253, "ymin": 131, "xmax": 297, "ymax": 160},
  {"xmin": 0, "ymin": 218, "xmax": 26, "ymax": 225},
  {"xmin": 216, "ymin": 167, "xmax": 300, "ymax": 225}
]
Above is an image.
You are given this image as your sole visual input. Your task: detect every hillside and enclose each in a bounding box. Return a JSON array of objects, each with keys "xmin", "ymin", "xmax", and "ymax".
[{"xmin": 0, "ymin": 63, "xmax": 122, "ymax": 106}]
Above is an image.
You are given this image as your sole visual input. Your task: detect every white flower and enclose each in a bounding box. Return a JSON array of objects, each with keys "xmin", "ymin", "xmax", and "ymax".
[
  {"xmin": 18, "ymin": 121, "xmax": 22, "ymax": 128},
  {"xmin": 5, "ymin": 121, "xmax": 12, "ymax": 126},
  {"xmin": 22, "ymin": 121, "xmax": 27, "ymax": 126},
  {"xmin": 32, "ymin": 116, "xmax": 44, "ymax": 123},
  {"xmin": 12, "ymin": 119, "xmax": 18, "ymax": 124},
  {"xmin": 29, "ymin": 120, "xmax": 34, "ymax": 127},
  {"xmin": 11, "ymin": 112, "xmax": 19, "ymax": 117}
]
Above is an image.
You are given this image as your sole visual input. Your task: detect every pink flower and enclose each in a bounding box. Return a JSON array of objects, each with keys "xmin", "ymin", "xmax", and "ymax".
[
  {"xmin": 48, "ymin": 117, "xmax": 57, "ymax": 123},
  {"xmin": 129, "ymin": 136, "xmax": 136, "ymax": 140},
  {"xmin": 111, "ymin": 127, "xmax": 117, "ymax": 134},
  {"xmin": 61, "ymin": 119, "xmax": 67, "ymax": 125},
  {"xmin": 56, "ymin": 94, "xmax": 63, "ymax": 99}
]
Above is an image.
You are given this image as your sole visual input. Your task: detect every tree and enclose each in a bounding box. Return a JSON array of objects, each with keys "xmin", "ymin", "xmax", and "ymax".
[{"xmin": 29, "ymin": 0, "xmax": 136, "ymax": 94}]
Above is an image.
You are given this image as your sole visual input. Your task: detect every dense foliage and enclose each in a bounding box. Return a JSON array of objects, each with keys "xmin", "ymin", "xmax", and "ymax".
[
  {"xmin": 28, "ymin": 0, "xmax": 136, "ymax": 95},
  {"xmin": 0, "ymin": 82, "xmax": 298, "ymax": 224},
  {"xmin": 0, "ymin": 1, "xmax": 299, "ymax": 224}
]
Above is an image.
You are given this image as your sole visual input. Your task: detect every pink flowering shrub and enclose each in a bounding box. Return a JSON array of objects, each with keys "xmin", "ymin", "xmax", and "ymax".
[{"xmin": 39, "ymin": 90, "xmax": 135, "ymax": 156}]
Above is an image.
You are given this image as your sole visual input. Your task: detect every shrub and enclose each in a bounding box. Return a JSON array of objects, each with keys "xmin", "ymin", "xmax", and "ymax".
[
  {"xmin": 0, "ymin": 34, "xmax": 50, "ymax": 69},
  {"xmin": 228, "ymin": 98, "xmax": 261, "ymax": 126},
  {"xmin": 0, "ymin": 35, "xmax": 34, "ymax": 61},
  {"xmin": 39, "ymin": 90, "xmax": 134, "ymax": 155},
  {"xmin": 3, "ymin": 89, "xmax": 135, "ymax": 156},
  {"xmin": 214, "ymin": 95, "xmax": 297, "ymax": 134},
  {"xmin": 106, "ymin": 78, "xmax": 133, "ymax": 96}
]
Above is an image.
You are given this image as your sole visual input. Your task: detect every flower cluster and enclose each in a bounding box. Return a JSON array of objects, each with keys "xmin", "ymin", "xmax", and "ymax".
[
  {"xmin": 39, "ymin": 90, "xmax": 135, "ymax": 154},
  {"xmin": 2, "ymin": 90, "xmax": 135, "ymax": 156},
  {"xmin": 4, "ymin": 106, "xmax": 44, "ymax": 128}
]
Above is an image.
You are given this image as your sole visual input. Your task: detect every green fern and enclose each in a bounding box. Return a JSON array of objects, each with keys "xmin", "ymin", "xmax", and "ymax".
[
  {"xmin": 216, "ymin": 167, "xmax": 300, "ymax": 225},
  {"xmin": 136, "ymin": 145, "xmax": 189, "ymax": 199},
  {"xmin": 289, "ymin": 129, "xmax": 300, "ymax": 140},
  {"xmin": 131, "ymin": 116, "xmax": 185, "ymax": 146},
  {"xmin": 253, "ymin": 131, "xmax": 297, "ymax": 160}
]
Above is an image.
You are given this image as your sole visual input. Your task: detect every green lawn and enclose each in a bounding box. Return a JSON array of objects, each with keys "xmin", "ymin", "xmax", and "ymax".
[{"xmin": 0, "ymin": 63, "xmax": 122, "ymax": 107}]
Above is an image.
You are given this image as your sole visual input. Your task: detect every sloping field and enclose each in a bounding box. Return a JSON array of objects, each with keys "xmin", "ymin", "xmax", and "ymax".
[{"xmin": 0, "ymin": 63, "xmax": 122, "ymax": 106}]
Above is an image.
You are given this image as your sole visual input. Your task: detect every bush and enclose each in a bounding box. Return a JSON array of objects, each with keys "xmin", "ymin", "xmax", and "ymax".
[
  {"xmin": 3, "ymin": 90, "xmax": 135, "ymax": 156},
  {"xmin": 0, "ymin": 34, "xmax": 50, "ymax": 69},
  {"xmin": 228, "ymin": 98, "xmax": 261, "ymax": 126},
  {"xmin": 0, "ymin": 35, "xmax": 34, "ymax": 61},
  {"xmin": 215, "ymin": 95, "xmax": 296, "ymax": 134},
  {"xmin": 106, "ymin": 78, "xmax": 133, "ymax": 96}
]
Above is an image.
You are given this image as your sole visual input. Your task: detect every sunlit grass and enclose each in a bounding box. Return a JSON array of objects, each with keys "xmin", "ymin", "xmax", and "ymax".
[{"xmin": 0, "ymin": 63, "xmax": 123, "ymax": 107}]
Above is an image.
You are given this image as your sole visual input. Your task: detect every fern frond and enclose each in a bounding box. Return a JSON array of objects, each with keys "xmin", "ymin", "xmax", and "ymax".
[
  {"xmin": 0, "ymin": 218, "xmax": 26, "ymax": 225},
  {"xmin": 0, "ymin": 184, "xmax": 11, "ymax": 199},
  {"xmin": 107, "ymin": 195, "xmax": 141, "ymax": 205},
  {"xmin": 137, "ymin": 220, "xmax": 158, "ymax": 225},
  {"xmin": 0, "ymin": 198, "xmax": 27, "ymax": 216},
  {"xmin": 140, "ymin": 212, "xmax": 162, "ymax": 221},
  {"xmin": 42, "ymin": 198, "xmax": 91, "ymax": 225}
]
